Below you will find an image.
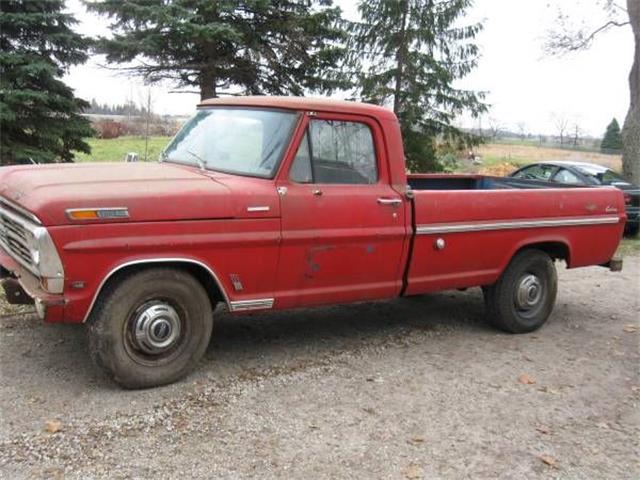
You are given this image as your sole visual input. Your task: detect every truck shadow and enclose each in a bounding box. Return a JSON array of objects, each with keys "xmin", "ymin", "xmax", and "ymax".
[
  {"xmin": 0, "ymin": 289, "xmax": 491, "ymax": 393},
  {"xmin": 206, "ymin": 289, "xmax": 491, "ymax": 362}
]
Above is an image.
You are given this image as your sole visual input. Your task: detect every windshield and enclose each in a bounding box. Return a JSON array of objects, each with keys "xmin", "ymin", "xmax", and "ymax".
[
  {"xmin": 574, "ymin": 165, "xmax": 629, "ymax": 185},
  {"xmin": 162, "ymin": 108, "xmax": 298, "ymax": 178}
]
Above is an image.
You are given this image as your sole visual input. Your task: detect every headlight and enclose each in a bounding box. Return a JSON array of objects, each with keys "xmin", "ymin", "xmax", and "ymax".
[{"xmin": 32, "ymin": 227, "xmax": 64, "ymax": 293}]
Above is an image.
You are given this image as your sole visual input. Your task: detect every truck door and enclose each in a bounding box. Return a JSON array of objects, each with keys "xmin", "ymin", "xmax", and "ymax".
[{"xmin": 274, "ymin": 113, "xmax": 407, "ymax": 309}]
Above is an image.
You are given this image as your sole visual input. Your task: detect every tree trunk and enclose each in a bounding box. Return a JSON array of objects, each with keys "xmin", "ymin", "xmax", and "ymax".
[
  {"xmin": 199, "ymin": 68, "xmax": 217, "ymax": 100},
  {"xmin": 393, "ymin": 1, "xmax": 409, "ymax": 115},
  {"xmin": 622, "ymin": 0, "xmax": 639, "ymax": 184}
]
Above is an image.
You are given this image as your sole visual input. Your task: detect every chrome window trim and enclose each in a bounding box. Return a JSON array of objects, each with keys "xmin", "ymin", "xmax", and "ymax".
[
  {"xmin": 82, "ymin": 258, "xmax": 232, "ymax": 323},
  {"xmin": 416, "ymin": 215, "xmax": 621, "ymax": 235},
  {"xmin": 229, "ymin": 298, "xmax": 275, "ymax": 312}
]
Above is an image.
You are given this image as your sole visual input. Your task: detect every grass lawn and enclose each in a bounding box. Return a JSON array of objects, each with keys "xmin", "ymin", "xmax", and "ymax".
[{"xmin": 73, "ymin": 136, "xmax": 172, "ymax": 162}]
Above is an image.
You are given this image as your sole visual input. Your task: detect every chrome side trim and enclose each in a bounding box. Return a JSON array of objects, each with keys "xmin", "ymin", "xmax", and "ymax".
[
  {"xmin": 416, "ymin": 215, "xmax": 621, "ymax": 235},
  {"xmin": 229, "ymin": 298, "xmax": 274, "ymax": 312},
  {"xmin": 82, "ymin": 258, "xmax": 231, "ymax": 323},
  {"xmin": 246, "ymin": 206, "xmax": 270, "ymax": 212}
]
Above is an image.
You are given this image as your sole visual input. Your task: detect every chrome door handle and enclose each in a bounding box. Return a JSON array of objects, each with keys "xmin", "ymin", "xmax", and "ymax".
[
  {"xmin": 313, "ymin": 189, "xmax": 323, "ymax": 196},
  {"xmin": 377, "ymin": 197, "xmax": 402, "ymax": 206}
]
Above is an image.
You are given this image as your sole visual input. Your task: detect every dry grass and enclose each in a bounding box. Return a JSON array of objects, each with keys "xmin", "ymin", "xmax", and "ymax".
[
  {"xmin": 476, "ymin": 143, "xmax": 622, "ymax": 170},
  {"xmin": 463, "ymin": 143, "xmax": 623, "ymax": 177}
]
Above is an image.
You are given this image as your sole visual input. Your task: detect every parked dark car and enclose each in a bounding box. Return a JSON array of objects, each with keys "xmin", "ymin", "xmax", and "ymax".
[{"xmin": 510, "ymin": 161, "xmax": 640, "ymax": 236}]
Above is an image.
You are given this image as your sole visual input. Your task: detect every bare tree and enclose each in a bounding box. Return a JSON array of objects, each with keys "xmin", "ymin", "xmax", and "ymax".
[
  {"xmin": 516, "ymin": 122, "xmax": 527, "ymax": 141},
  {"xmin": 554, "ymin": 114, "xmax": 570, "ymax": 146},
  {"xmin": 545, "ymin": 0, "xmax": 639, "ymax": 184},
  {"xmin": 487, "ymin": 117, "xmax": 503, "ymax": 140},
  {"xmin": 571, "ymin": 122, "xmax": 583, "ymax": 147}
]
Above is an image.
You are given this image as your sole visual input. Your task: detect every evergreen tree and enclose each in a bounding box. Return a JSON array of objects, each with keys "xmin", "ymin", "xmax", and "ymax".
[
  {"xmin": 0, "ymin": 0, "xmax": 93, "ymax": 165},
  {"xmin": 86, "ymin": 0, "xmax": 349, "ymax": 100},
  {"xmin": 601, "ymin": 118, "xmax": 623, "ymax": 152},
  {"xmin": 350, "ymin": 0, "xmax": 486, "ymax": 172}
]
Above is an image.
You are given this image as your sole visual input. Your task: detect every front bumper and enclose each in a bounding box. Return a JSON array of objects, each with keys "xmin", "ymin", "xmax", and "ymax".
[{"xmin": 0, "ymin": 248, "xmax": 65, "ymax": 322}]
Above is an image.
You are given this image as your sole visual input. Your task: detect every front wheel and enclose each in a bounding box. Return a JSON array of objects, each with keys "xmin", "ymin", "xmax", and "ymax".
[
  {"xmin": 87, "ymin": 268, "xmax": 214, "ymax": 388},
  {"xmin": 483, "ymin": 249, "xmax": 557, "ymax": 333}
]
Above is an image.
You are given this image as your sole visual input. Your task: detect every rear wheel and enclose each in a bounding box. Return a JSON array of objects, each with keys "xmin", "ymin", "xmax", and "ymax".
[
  {"xmin": 87, "ymin": 268, "xmax": 213, "ymax": 388},
  {"xmin": 483, "ymin": 249, "xmax": 557, "ymax": 333}
]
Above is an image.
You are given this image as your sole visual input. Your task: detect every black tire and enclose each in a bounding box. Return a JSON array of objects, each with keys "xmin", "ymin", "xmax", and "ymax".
[
  {"xmin": 483, "ymin": 249, "xmax": 557, "ymax": 333},
  {"xmin": 87, "ymin": 268, "xmax": 213, "ymax": 389}
]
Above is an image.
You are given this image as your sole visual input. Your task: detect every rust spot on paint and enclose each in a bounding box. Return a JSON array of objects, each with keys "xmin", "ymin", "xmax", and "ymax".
[{"xmin": 304, "ymin": 245, "xmax": 335, "ymax": 279}]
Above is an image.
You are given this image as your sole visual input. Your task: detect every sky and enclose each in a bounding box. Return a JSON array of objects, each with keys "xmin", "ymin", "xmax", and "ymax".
[{"xmin": 63, "ymin": 0, "xmax": 634, "ymax": 138}]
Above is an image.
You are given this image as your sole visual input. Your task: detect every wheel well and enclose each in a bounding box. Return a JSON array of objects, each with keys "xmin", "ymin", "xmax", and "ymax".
[
  {"xmin": 85, "ymin": 260, "xmax": 227, "ymax": 323},
  {"xmin": 515, "ymin": 242, "xmax": 570, "ymax": 265}
]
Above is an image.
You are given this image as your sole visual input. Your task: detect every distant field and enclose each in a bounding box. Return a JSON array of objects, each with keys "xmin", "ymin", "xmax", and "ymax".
[
  {"xmin": 472, "ymin": 143, "xmax": 622, "ymax": 176},
  {"xmin": 74, "ymin": 136, "xmax": 171, "ymax": 162},
  {"xmin": 73, "ymin": 137, "xmax": 623, "ymax": 178}
]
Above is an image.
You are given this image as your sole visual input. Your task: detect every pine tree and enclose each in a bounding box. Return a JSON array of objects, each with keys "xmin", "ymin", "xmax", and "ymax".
[
  {"xmin": 601, "ymin": 118, "xmax": 623, "ymax": 152},
  {"xmin": 86, "ymin": 0, "xmax": 349, "ymax": 100},
  {"xmin": 350, "ymin": 0, "xmax": 486, "ymax": 172},
  {"xmin": 0, "ymin": 0, "xmax": 93, "ymax": 165}
]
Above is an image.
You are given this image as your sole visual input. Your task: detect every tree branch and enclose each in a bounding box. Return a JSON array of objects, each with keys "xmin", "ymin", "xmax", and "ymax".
[{"xmin": 546, "ymin": 19, "xmax": 631, "ymax": 55}]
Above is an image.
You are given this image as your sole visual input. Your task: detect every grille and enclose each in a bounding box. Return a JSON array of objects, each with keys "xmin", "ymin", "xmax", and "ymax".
[{"xmin": 0, "ymin": 207, "xmax": 36, "ymax": 271}]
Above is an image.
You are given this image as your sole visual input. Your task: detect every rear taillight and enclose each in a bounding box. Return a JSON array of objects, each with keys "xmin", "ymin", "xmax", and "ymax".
[{"xmin": 624, "ymin": 193, "xmax": 631, "ymax": 205}]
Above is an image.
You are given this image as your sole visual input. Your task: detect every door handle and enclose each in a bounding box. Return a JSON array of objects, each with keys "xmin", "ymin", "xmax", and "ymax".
[
  {"xmin": 377, "ymin": 197, "xmax": 402, "ymax": 206},
  {"xmin": 313, "ymin": 189, "xmax": 323, "ymax": 196}
]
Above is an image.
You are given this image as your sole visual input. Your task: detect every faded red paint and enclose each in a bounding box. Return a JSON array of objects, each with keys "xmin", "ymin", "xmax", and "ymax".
[{"xmin": 0, "ymin": 96, "xmax": 626, "ymax": 324}]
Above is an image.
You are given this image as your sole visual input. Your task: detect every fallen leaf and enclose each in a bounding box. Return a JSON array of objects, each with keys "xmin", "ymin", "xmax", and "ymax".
[
  {"xmin": 408, "ymin": 436, "xmax": 426, "ymax": 445},
  {"xmin": 403, "ymin": 464, "xmax": 423, "ymax": 479},
  {"xmin": 535, "ymin": 425, "xmax": 551, "ymax": 434},
  {"xmin": 539, "ymin": 455, "xmax": 559, "ymax": 469},
  {"xmin": 44, "ymin": 419, "xmax": 62, "ymax": 434},
  {"xmin": 623, "ymin": 325, "xmax": 637, "ymax": 333},
  {"xmin": 519, "ymin": 374, "xmax": 536, "ymax": 385}
]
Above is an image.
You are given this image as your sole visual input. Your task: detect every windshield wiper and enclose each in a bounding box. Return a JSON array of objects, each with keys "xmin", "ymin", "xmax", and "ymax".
[{"xmin": 186, "ymin": 149, "xmax": 206, "ymax": 171}]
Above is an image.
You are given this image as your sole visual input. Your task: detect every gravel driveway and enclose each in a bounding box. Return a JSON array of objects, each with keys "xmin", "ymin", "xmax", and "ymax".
[{"xmin": 0, "ymin": 257, "xmax": 638, "ymax": 479}]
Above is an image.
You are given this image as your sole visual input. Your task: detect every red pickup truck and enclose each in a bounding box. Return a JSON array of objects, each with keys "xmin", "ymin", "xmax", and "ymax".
[{"xmin": 0, "ymin": 97, "xmax": 625, "ymax": 388}]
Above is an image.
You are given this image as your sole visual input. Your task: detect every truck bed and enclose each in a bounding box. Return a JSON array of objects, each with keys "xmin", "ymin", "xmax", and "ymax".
[{"xmin": 405, "ymin": 174, "xmax": 625, "ymax": 296}]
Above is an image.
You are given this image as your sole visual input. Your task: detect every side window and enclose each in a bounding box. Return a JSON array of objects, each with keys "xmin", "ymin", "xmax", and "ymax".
[
  {"xmin": 289, "ymin": 119, "xmax": 378, "ymax": 185},
  {"xmin": 289, "ymin": 132, "xmax": 313, "ymax": 183},
  {"xmin": 554, "ymin": 168, "xmax": 582, "ymax": 185},
  {"xmin": 514, "ymin": 164, "xmax": 555, "ymax": 181}
]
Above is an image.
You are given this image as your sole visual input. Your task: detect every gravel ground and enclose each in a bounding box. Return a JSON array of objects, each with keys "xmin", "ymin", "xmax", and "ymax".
[{"xmin": 0, "ymin": 258, "xmax": 638, "ymax": 479}]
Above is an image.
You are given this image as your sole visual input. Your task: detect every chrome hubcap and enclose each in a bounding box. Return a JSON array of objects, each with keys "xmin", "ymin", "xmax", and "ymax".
[
  {"xmin": 131, "ymin": 302, "xmax": 181, "ymax": 355},
  {"xmin": 515, "ymin": 274, "xmax": 543, "ymax": 311}
]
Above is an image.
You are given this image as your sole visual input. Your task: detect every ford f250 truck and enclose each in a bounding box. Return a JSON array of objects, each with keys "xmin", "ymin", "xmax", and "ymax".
[{"xmin": 0, "ymin": 97, "xmax": 626, "ymax": 388}]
